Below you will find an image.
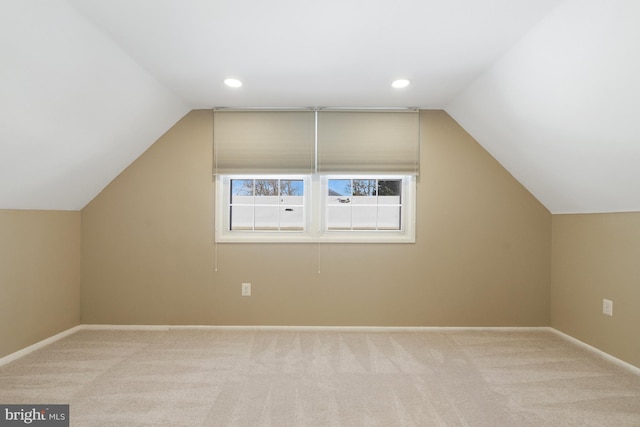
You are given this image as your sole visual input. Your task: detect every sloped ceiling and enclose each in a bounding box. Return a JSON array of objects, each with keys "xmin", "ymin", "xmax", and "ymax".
[
  {"xmin": 2, "ymin": 0, "xmax": 638, "ymax": 213},
  {"xmin": 447, "ymin": 0, "xmax": 640, "ymax": 213},
  {"xmin": 0, "ymin": 0, "xmax": 189, "ymax": 210}
]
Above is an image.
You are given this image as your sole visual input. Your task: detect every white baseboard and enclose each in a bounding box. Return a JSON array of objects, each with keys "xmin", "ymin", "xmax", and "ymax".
[
  {"xmin": 84, "ymin": 324, "xmax": 551, "ymax": 333},
  {"xmin": 549, "ymin": 328, "xmax": 640, "ymax": 376},
  {"xmin": 0, "ymin": 325, "xmax": 82, "ymax": 367},
  {"xmin": 82, "ymin": 324, "xmax": 171, "ymax": 331},
  {"xmin": 2, "ymin": 324, "xmax": 638, "ymax": 376}
]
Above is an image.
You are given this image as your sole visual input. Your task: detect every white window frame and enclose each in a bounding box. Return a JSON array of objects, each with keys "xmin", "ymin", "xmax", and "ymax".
[
  {"xmin": 215, "ymin": 175, "xmax": 312, "ymax": 243},
  {"xmin": 320, "ymin": 174, "xmax": 415, "ymax": 243},
  {"xmin": 215, "ymin": 174, "xmax": 416, "ymax": 243}
]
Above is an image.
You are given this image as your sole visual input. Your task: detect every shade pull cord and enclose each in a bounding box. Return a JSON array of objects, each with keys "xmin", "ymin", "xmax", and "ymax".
[{"xmin": 212, "ymin": 109, "xmax": 219, "ymax": 273}]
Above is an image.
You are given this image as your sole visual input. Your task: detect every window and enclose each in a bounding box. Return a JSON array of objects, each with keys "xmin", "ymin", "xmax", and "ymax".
[
  {"xmin": 230, "ymin": 178, "xmax": 305, "ymax": 231},
  {"xmin": 326, "ymin": 178, "xmax": 402, "ymax": 231},
  {"xmin": 320, "ymin": 175, "xmax": 415, "ymax": 243},
  {"xmin": 216, "ymin": 174, "xmax": 415, "ymax": 243},
  {"xmin": 213, "ymin": 108, "xmax": 419, "ymax": 243}
]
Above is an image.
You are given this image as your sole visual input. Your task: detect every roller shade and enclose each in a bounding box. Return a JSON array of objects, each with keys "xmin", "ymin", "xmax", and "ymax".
[
  {"xmin": 214, "ymin": 110, "xmax": 315, "ymax": 174},
  {"xmin": 317, "ymin": 110, "xmax": 420, "ymax": 174}
]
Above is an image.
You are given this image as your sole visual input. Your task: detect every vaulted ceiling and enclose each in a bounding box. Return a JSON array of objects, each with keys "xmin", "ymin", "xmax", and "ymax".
[{"xmin": 2, "ymin": 0, "xmax": 638, "ymax": 213}]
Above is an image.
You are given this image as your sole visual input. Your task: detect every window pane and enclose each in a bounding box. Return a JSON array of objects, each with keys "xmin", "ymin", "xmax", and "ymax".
[
  {"xmin": 280, "ymin": 180, "xmax": 303, "ymax": 196},
  {"xmin": 231, "ymin": 179, "xmax": 253, "ymax": 203},
  {"xmin": 280, "ymin": 196, "xmax": 304, "ymax": 206},
  {"xmin": 328, "ymin": 179, "xmax": 351, "ymax": 197},
  {"xmin": 352, "ymin": 206, "xmax": 377, "ymax": 229},
  {"xmin": 352, "ymin": 179, "xmax": 376, "ymax": 196},
  {"xmin": 351, "ymin": 195, "xmax": 376, "ymax": 205},
  {"xmin": 255, "ymin": 196, "xmax": 279, "ymax": 205},
  {"xmin": 230, "ymin": 206, "xmax": 254, "ymax": 230},
  {"xmin": 255, "ymin": 206, "xmax": 279, "ymax": 230},
  {"xmin": 280, "ymin": 206, "xmax": 303, "ymax": 230},
  {"xmin": 327, "ymin": 206, "xmax": 351, "ymax": 230},
  {"xmin": 255, "ymin": 179, "xmax": 278, "ymax": 196},
  {"xmin": 378, "ymin": 180, "xmax": 401, "ymax": 196},
  {"xmin": 379, "ymin": 180, "xmax": 401, "ymax": 205},
  {"xmin": 378, "ymin": 195, "xmax": 401, "ymax": 205},
  {"xmin": 377, "ymin": 206, "xmax": 401, "ymax": 230}
]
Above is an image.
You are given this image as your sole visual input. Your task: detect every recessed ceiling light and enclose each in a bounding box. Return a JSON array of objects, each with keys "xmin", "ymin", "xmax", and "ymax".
[
  {"xmin": 392, "ymin": 79, "xmax": 411, "ymax": 89},
  {"xmin": 224, "ymin": 78, "xmax": 243, "ymax": 88}
]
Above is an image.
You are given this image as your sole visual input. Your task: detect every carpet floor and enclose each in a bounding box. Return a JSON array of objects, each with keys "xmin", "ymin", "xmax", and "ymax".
[{"xmin": 0, "ymin": 329, "xmax": 639, "ymax": 426}]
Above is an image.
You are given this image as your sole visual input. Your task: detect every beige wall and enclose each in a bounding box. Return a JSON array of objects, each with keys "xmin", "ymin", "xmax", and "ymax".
[
  {"xmin": 0, "ymin": 210, "xmax": 81, "ymax": 358},
  {"xmin": 81, "ymin": 109, "xmax": 551, "ymax": 327},
  {"xmin": 6, "ymin": 110, "xmax": 639, "ymax": 370},
  {"xmin": 552, "ymin": 213, "xmax": 640, "ymax": 368}
]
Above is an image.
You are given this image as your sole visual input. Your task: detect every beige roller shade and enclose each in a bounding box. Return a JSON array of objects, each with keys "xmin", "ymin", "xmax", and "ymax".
[
  {"xmin": 214, "ymin": 110, "xmax": 315, "ymax": 174},
  {"xmin": 317, "ymin": 110, "xmax": 420, "ymax": 174}
]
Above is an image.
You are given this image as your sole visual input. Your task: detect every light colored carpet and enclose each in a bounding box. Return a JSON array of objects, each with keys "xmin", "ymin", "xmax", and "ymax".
[{"xmin": 0, "ymin": 329, "xmax": 638, "ymax": 426}]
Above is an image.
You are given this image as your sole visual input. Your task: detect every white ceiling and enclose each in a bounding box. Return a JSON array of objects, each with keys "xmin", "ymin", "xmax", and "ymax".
[{"xmin": 1, "ymin": 0, "xmax": 638, "ymax": 213}]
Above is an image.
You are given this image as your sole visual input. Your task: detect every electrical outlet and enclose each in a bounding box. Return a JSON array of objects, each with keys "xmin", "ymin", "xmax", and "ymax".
[
  {"xmin": 602, "ymin": 298, "xmax": 613, "ymax": 316},
  {"xmin": 242, "ymin": 282, "xmax": 251, "ymax": 296}
]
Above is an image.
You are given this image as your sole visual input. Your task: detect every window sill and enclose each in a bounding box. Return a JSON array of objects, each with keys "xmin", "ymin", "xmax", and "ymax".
[{"xmin": 214, "ymin": 231, "xmax": 415, "ymax": 244}]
